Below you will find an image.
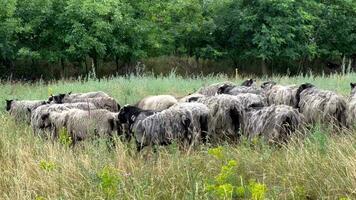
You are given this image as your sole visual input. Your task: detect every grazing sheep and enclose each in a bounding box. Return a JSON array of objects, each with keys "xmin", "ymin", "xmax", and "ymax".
[
  {"xmin": 60, "ymin": 97, "xmax": 120, "ymax": 112},
  {"xmin": 136, "ymin": 95, "xmax": 178, "ymax": 111},
  {"xmin": 178, "ymin": 93, "xmax": 205, "ymax": 102},
  {"xmin": 261, "ymin": 81, "xmax": 299, "ymax": 107},
  {"xmin": 132, "ymin": 106, "xmax": 194, "ymax": 151},
  {"xmin": 346, "ymin": 83, "xmax": 356, "ymax": 127},
  {"xmin": 118, "ymin": 105, "xmax": 156, "ymax": 140},
  {"xmin": 5, "ymin": 99, "xmax": 47, "ymax": 123},
  {"xmin": 234, "ymin": 93, "xmax": 267, "ymax": 108},
  {"xmin": 66, "ymin": 109, "xmax": 121, "ymax": 145},
  {"xmin": 217, "ymin": 84, "xmax": 262, "ymax": 95},
  {"xmin": 170, "ymin": 102, "xmax": 210, "ymax": 144},
  {"xmin": 49, "ymin": 91, "xmax": 110, "ymax": 104},
  {"xmin": 296, "ymin": 83, "xmax": 347, "ymax": 127},
  {"xmin": 196, "ymin": 81, "xmax": 236, "ymax": 96},
  {"xmin": 241, "ymin": 104, "xmax": 304, "ymax": 143},
  {"xmin": 196, "ymin": 94, "xmax": 244, "ymax": 141},
  {"xmin": 31, "ymin": 102, "xmax": 97, "ymax": 136}
]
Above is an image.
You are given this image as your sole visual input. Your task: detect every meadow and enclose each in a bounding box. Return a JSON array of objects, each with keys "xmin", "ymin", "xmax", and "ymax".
[{"xmin": 1, "ymin": 73, "xmax": 356, "ymax": 199}]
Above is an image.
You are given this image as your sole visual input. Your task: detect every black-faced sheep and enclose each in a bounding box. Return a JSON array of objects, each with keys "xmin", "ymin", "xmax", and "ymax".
[
  {"xmin": 196, "ymin": 94, "xmax": 244, "ymax": 142},
  {"xmin": 5, "ymin": 99, "xmax": 47, "ymax": 123},
  {"xmin": 261, "ymin": 81, "xmax": 299, "ymax": 107},
  {"xmin": 65, "ymin": 109, "xmax": 121, "ymax": 145},
  {"xmin": 296, "ymin": 83, "xmax": 347, "ymax": 127},
  {"xmin": 49, "ymin": 91, "xmax": 110, "ymax": 104},
  {"xmin": 241, "ymin": 104, "xmax": 304, "ymax": 143},
  {"xmin": 135, "ymin": 95, "xmax": 178, "ymax": 111}
]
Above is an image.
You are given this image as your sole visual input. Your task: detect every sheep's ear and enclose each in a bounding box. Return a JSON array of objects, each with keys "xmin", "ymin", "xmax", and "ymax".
[
  {"xmin": 68, "ymin": 92, "xmax": 72, "ymax": 95},
  {"xmin": 350, "ymin": 83, "xmax": 356, "ymax": 89}
]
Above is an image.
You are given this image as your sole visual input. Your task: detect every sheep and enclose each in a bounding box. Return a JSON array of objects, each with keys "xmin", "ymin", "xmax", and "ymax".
[
  {"xmin": 346, "ymin": 83, "xmax": 356, "ymax": 127},
  {"xmin": 296, "ymin": 83, "xmax": 347, "ymax": 127},
  {"xmin": 58, "ymin": 97, "xmax": 120, "ymax": 112},
  {"xmin": 217, "ymin": 84, "xmax": 262, "ymax": 95},
  {"xmin": 135, "ymin": 95, "xmax": 178, "ymax": 111},
  {"xmin": 49, "ymin": 91, "xmax": 110, "ymax": 104},
  {"xmin": 131, "ymin": 105, "xmax": 195, "ymax": 151},
  {"xmin": 196, "ymin": 94, "xmax": 244, "ymax": 142},
  {"xmin": 240, "ymin": 78, "xmax": 256, "ymax": 87},
  {"xmin": 170, "ymin": 102, "xmax": 210, "ymax": 144},
  {"xmin": 261, "ymin": 81, "xmax": 299, "ymax": 107},
  {"xmin": 65, "ymin": 109, "xmax": 121, "ymax": 145},
  {"xmin": 241, "ymin": 104, "xmax": 304, "ymax": 143},
  {"xmin": 234, "ymin": 93, "xmax": 267, "ymax": 108},
  {"xmin": 196, "ymin": 81, "xmax": 236, "ymax": 96},
  {"xmin": 178, "ymin": 93, "xmax": 205, "ymax": 102},
  {"xmin": 31, "ymin": 102, "xmax": 97, "ymax": 136},
  {"xmin": 5, "ymin": 99, "xmax": 47, "ymax": 123},
  {"xmin": 118, "ymin": 105, "xmax": 156, "ymax": 141}
]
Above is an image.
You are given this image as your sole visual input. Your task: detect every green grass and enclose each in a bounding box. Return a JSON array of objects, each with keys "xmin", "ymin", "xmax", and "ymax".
[{"xmin": 0, "ymin": 73, "xmax": 356, "ymax": 199}]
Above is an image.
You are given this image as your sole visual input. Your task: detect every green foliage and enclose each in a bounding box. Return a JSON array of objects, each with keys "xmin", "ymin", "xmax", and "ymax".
[
  {"xmin": 97, "ymin": 165, "xmax": 121, "ymax": 199},
  {"xmin": 39, "ymin": 160, "xmax": 56, "ymax": 172},
  {"xmin": 58, "ymin": 127, "xmax": 72, "ymax": 147}
]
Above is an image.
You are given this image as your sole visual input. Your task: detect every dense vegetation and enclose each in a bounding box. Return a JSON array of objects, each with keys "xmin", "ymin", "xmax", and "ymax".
[
  {"xmin": 1, "ymin": 73, "xmax": 356, "ymax": 199},
  {"xmin": 1, "ymin": 0, "xmax": 355, "ymax": 78}
]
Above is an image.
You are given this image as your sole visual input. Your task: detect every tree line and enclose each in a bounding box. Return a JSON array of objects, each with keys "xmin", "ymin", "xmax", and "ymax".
[{"xmin": 0, "ymin": 0, "xmax": 355, "ymax": 78}]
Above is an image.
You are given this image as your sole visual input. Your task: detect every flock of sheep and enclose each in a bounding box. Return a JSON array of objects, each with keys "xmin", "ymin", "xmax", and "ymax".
[{"xmin": 5, "ymin": 79, "xmax": 356, "ymax": 151}]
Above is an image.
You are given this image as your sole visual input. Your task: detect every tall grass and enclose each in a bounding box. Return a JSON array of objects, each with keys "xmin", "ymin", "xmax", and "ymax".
[{"xmin": 1, "ymin": 73, "xmax": 356, "ymax": 199}]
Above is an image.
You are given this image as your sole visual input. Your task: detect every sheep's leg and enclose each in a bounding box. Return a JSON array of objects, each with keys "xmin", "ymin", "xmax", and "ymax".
[{"xmin": 200, "ymin": 115, "xmax": 209, "ymax": 144}]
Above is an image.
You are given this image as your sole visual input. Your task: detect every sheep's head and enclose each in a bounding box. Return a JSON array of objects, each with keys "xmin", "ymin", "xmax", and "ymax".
[
  {"xmin": 241, "ymin": 79, "xmax": 255, "ymax": 87},
  {"xmin": 39, "ymin": 113, "xmax": 51, "ymax": 129},
  {"xmin": 5, "ymin": 99, "xmax": 13, "ymax": 111},
  {"xmin": 350, "ymin": 83, "xmax": 356, "ymax": 96},
  {"xmin": 118, "ymin": 105, "xmax": 141, "ymax": 124},
  {"xmin": 295, "ymin": 83, "xmax": 315, "ymax": 109},
  {"xmin": 50, "ymin": 93, "xmax": 67, "ymax": 104},
  {"xmin": 260, "ymin": 81, "xmax": 277, "ymax": 90},
  {"xmin": 217, "ymin": 84, "xmax": 235, "ymax": 94}
]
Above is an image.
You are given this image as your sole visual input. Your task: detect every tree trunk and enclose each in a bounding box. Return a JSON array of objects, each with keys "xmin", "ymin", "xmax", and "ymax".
[{"xmin": 261, "ymin": 59, "xmax": 268, "ymax": 75}]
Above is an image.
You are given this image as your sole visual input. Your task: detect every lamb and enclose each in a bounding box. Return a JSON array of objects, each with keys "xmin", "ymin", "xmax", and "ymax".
[
  {"xmin": 59, "ymin": 97, "xmax": 120, "ymax": 112},
  {"xmin": 296, "ymin": 83, "xmax": 347, "ymax": 127},
  {"xmin": 132, "ymin": 105, "xmax": 195, "ymax": 151},
  {"xmin": 135, "ymin": 95, "xmax": 178, "ymax": 111},
  {"xmin": 5, "ymin": 99, "xmax": 47, "ymax": 123},
  {"xmin": 196, "ymin": 81, "xmax": 236, "ymax": 96},
  {"xmin": 31, "ymin": 102, "xmax": 97, "ymax": 136},
  {"xmin": 261, "ymin": 81, "xmax": 299, "ymax": 107},
  {"xmin": 346, "ymin": 83, "xmax": 356, "ymax": 127},
  {"xmin": 241, "ymin": 104, "xmax": 304, "ymax": 143},
  {"xmin": 49, "ymin": 91, "xmax": 110, "ymax": 104},
  {"xmin": 196, "ymin": 94, "xmax": 244, "ymax": 142},
  {"xmin": 65, "ymin": 109, "xmax": 121, "ymax": 145}
]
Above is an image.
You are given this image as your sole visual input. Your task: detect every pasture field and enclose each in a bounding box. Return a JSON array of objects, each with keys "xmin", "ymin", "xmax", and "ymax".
[{"xmin": 1, "ymin": 73, "xmax": 356, "ymax": 199}]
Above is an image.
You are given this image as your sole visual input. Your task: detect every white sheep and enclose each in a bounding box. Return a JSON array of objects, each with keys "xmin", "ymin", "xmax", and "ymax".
[{"xmin": 136, "ymin": 95, "xmax": 178, "ymax": 111}]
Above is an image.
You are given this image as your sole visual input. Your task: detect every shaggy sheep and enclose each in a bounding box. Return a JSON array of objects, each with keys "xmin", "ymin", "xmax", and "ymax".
[
  {"xmin": 49, "ymin": 91, "xmax": 110, "ymax": 104},
  {"xmin": 261, "ymin": 81, "xmax": 299, "ymax": 107},
  {"xmin": 170, "ymin": 102, "xmax": 210, "ymax": 144},
  {"xmin": 346, "ymin": 83, "xmax": 356, "ymax": 127},
  {"xmin": 196, "ymin": 81, "xmax": 236, "ymax": 96},
  {"xmin": 132, "ymin": 106, "xmax": 195, "ymax": 151},
  {"xmin": 217, "ymin": 84, "xmax": 262, "ymax": 95},
  {"xmin": 241, "ymin": 104, "xmax": 304, "ymax": 143},
  {"xmin": 5, "ymin": 99, "xmax": 47, "ymax": 123},
  {"xmin": 296, "ymin": 83, "xmax": 347, "ymax": 127},
  {"xmin": 59, "ymin": 97, "xmax": 120, "ymax": 112},
  {"xmin": 135, "ymin": 95, "xmax": 178, "ymax": 111},
  {"xmin": 178, "ymin": 93, "xmax": 205, "ymax": 102},
  {"xmin": 65, "ymin": 109, "xmax": 121, "ymax": 145},
  {"xmin": 31, "ymin": 102, "xmax": 97, "ymax": 136},
  {"xmin": 196, "ymin": 94, "xmax": 244, "ymax": 142},
  {"xmin": 234, "ymin": 93, "xmax": 267, "ymax": 108}
]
